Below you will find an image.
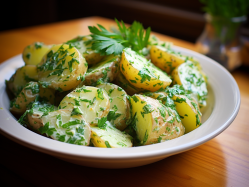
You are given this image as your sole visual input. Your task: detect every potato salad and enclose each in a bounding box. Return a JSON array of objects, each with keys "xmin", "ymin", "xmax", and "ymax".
[{"xmin": 7, "ymin": 19, "xmax": 208, "ymax": 148}]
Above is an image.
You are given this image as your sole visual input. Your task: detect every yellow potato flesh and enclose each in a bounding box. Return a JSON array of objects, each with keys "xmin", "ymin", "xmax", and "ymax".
[
  {"xmin": 8, "ymin": 65, "xmax": 38, "ymax": 96},
  {"xmin": 37, "ymin": 44, "xmax": 87, "ymax": 91},
  {"xmin": 23, "ymin": 42, "xmax": 51, "ymax": 65},
  {"xmin": 130, "ymin": 95, "xmax": 152, "ymax": 144},
  {"xmin": 91, "ymin": 122, "xmax": 132, "ymax": 148},
  {"xmin": 120, "ymin": 48, "xmax": 172, "ymax": 92},
  {"xmin": 173, "ymin": 95, "xmax": 201, "ymax": 133},
  {"xmin": 150, "ymin": 45, "xmax": 185, "ymax": 73}
]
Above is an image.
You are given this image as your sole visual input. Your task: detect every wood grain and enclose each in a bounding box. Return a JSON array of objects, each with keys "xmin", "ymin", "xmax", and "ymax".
[{"xmin": 0, "ymin": 16, "xmax": 248, "ymax": 187}]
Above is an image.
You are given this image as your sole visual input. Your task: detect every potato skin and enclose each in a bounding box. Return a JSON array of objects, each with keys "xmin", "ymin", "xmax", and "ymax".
[
  {"xmin": 115, "ymin": 71, "xmax": 144, "ymax": 96},
  {"xmin": 130, "ymin": 95, "xmax": 184, "ymax": 145},
  {"xmin": 65, "ymin": 35, "xmax": 104, "ymax": 66},
  {"xmin": 79, "ymin": 55, "xmax": 120, "ymax": 86},
  {"xmin": 10, "ymin": 82, "xmax": 55, "ymax": 115},
  {"xmin": 10, "ymin": 82, "xmax": 40, "ymax": 115},
  {"xmin": 37, "ymin": 44, "xmax": 88, "ymax": 91},
  {"xmin": 27, "ymin": 112, "xmax": 44, "ymax": 130},
  {"xmin": 7, "ymin": 65, "xmax": 38, "ymax": 96}
]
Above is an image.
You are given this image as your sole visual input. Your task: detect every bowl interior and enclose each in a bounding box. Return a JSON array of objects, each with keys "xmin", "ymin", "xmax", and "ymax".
[{"xmin": 0, "ymin": 46, "xmax": 240, "ymax": 162}]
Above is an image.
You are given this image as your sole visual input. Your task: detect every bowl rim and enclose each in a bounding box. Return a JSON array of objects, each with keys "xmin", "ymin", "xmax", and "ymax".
[{"xmin": 0, "ymin": 46, "xmax": 241, "ymax": 160}]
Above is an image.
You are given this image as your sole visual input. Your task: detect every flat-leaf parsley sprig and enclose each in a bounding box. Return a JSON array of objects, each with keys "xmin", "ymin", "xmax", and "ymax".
[{"xmin": 88, "ymin": 19, "xmax": 151, "ymax": 56}]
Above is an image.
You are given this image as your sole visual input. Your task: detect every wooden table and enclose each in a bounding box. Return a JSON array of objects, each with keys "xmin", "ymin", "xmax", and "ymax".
[{"xmin": 0, "ymin": 17, "xmax": 248, "ymax": 187}]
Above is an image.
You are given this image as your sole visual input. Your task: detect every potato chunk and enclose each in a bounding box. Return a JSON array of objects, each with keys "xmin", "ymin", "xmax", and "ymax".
[
  {"xmin": 150, "ymin": 45, "xmax": 186, "ymax": 73},
  {"xmin": 91, "ymin": 121, "xmax": 132, "ymax": 148},
  {"xmin": 130, "ymin": 95, "xmax": 184, "ymax": 145},
  {"xmin": 97, "ymin": 83, "xmax": 130, "ymax": 130},
  {"xmin": 171, "ymin": 61, "xmax": 208, "ymax": 107},
  {"xmin": 7, "ymin": 65, "xmax": 38, "ymax": 96},
  {"xmin": 115, "ymin": 71, "xmax": 145, "ymax": 95},
  {"xmin": 27, "ymin": 102, "xmax": 57, "ymax": 131},
  {"xmin": 120, "ymin": 48, "xmax": 172, "ymax": 92},
  {"xmin": 173, "ymin": 94, "xmax": 202, "ymax": 133},
  {"xmin": 37, "ymin": 44, "xmax": 88, "ymax": 91},
  {"xmin": 40, "ymin": 109, "xmax": 91, "ymax": 146},
  {"xmin": 10, "ymin": 82, "xmax": 55, "ymax": 115},
  {"xmin": 23, "ymin": 42, "xmax": 51, "ymax": 65},
  {"xmin": 59, "ymin": 86, "xmax": 110, "ymax": 125},
  {"xmin": 65, "ymin": 35, "xmax": 104, "ymax": 65},
  {"xmin": 78, "ymin": 55, "xmax": 119, "ymax": 86}
]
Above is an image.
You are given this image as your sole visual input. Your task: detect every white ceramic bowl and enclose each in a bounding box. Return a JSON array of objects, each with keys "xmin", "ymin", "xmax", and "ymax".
[{"xmin": 0, "ymin": 46, "xmax": 240, "ymax": 168}]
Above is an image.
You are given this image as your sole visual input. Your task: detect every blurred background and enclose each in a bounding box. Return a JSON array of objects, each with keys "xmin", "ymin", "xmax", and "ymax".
[{"xmin": 1, "ymin": 0, "xmax": 249, "ymax": 43}]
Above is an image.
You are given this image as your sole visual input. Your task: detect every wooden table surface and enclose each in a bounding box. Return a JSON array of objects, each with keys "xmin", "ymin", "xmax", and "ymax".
[{"xmin": 0, "ymin": 17, "xmax": 249, "ymax": 187}]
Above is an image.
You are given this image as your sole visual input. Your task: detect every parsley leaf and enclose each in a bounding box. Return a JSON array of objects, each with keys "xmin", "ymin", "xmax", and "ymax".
[
  {"xmin": 98, "ymin": 117, "xmax": 107, "ymax": 129},
  {"xmin": 89, "ymin": 19, "xmax": 151, "ymax": 56}
]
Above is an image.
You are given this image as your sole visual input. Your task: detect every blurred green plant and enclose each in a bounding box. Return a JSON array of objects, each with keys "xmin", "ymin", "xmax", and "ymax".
[
  {"xmin": 200, "ymin": 0, "xmax": 249, "ymax": 43},
  {"xmin": 200, "ymin": 0, "xmax": 249, "ymax": 18}
]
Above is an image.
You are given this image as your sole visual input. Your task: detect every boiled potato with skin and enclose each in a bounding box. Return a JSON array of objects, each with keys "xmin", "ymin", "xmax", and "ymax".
[
  {"xmin": 7, "ymin": 65, "xmax": 38, "ymax": 96},
  {"xmin": 65, "ymin": 35, "xmax": 104, "ymax": 66},
  {"xmin": 188, "ymin": 57, "xmax": 208, "ymax": 84},
  {"xmin": 143, "ymin": 91, "xmax": 168, "ymax": 104},
  {"xmin": 10, "ymin": 82, "xmax": 40, "ymax": 115},
  {"xmin": 120, "ymin": 48, "xmax": 172, "ymax": 92},
  {"xmin": 150, "ymin": 45, "xmax": 187, "ymax": 73},
  {"xmin": 173, "ymin": 94, "xmax": 201, "ymax": 133},
  {"xmin": 27, "ymin": 101, "xmax": 57, "ymax": 131},
  {"xmin": 59, "ymin": 86, "xmax": 110, "ymax": 125},
  {"xmin": 130, "ymin": 95, "xmax": 184, "ymax": 145},
  {"xmin": 171, "ymin": 61, "xmax": 208, "ymax": 107},
  {"xmin": 78, "ymin": 55, "xmax": 119, "ymax": 86},
  {"xmin": 97, "ymin": 83, "xmax": 130, "ymax": 130},
  {"xmin": 91, "ymin": 121, "xmax": 132, "ymax": 148},
  {"xmin": 10, "ymin": 82, "xmax": 55, "ymax": 115},
  {"xmin": 23, "ymin": 42, "xmax": 52, "ymax": 65},
  {"xmin": 37, "ymin": 44, "xmax": 87, "ymax": 91},
  {"xmin": 39, "ymin": 109, "xmax": 91, "ymax": 146},
  {"xmin": 115, "ymin": 71, "xmax": 145, "ymax": 95}
]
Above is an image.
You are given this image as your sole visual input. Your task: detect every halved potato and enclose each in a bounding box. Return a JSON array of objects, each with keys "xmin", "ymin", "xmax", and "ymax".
[
  {"xmin": 65, "ymin": 35, "xmax": 104, "ymax": 65},
  {"xmin": 150, "ymin": 45, "xmax": 186, "ymax": 73},
  {"xmin": 78, "ymin": 55, "xmax": 119, "ymax": 86},
  {"xmin": 188, "ymin": 57, "xmax": 208, "ymax": 83},
  {"xmin": 10, "ymin": 82, "xmax": 40, "ymax": 115},
  {"xmin": 143, "ymin": 91, "xmax": 168, "ymax": 104},
  {"xmin": 115, "ymin": 71, "xmax": 144, "ymax": 95},
  {"xmin": 10, "ymin": 82, "xmax": 55, "ymax": 115},
  {"xmin": 97, "ymin": 83, "xmax": 130, "ymax": 130},
  {"xmin": 120, "ymin": 48, "xmax": 172, "ymax": 92},
  {"xmin": 23, "ymin": 42, "xmax": 52, "ymax": 65},
  {"xmin": 27, "ymin": 102, "xmax": 57, "ymax": 130},
  {"xmin": 37, "ymin": 44, "xmax": 88, "ymax": 91},
  {"xmin": 130, "ymin": 94, "xmax": 184, "ymax": 145},
  {"xmin": 59, "ymin": 86, "xmax": 110, "ymax": 125},
  {"xmin": 91, "ymin": 121, "xmax": 132, "ymax": 148},
  {"xmin": 39, "ymin": 109, "xmax": 91, "ymax": 146},
  {"xmin": 7, "ymin": 65, "xmax": 38, "ymax": 96},
  {"xmin": 172, "ymin": 94, "xmax": 202, "ymax": 133},
  {"xmin": 171, "ymin": 61, "xmax": 208, "ymax": 107}
]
